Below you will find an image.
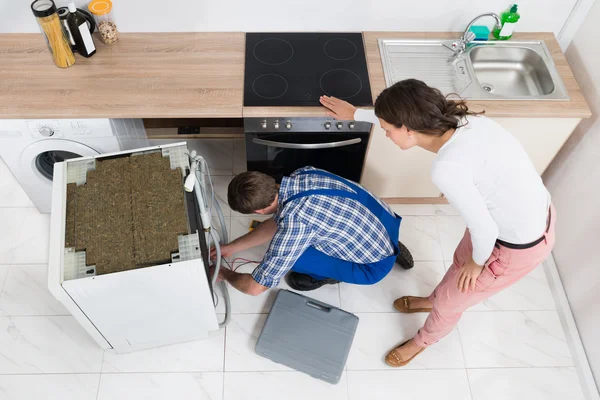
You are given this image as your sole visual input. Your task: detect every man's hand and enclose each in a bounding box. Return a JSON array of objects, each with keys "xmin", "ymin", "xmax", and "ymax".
[
  {"xmin": 457, "ymin": 258, "xmax": 484, "ymax": 293},
  {"xmin": 210, "ymin": 243, "xmax": 236, "ymax": 261},
  {"xmin": 319, "ymin": 96, "xmax": 357, "ymax": 120},
  {"xmin": 208, "ymin": 264, "xmax": 226, "ymax": 283}
]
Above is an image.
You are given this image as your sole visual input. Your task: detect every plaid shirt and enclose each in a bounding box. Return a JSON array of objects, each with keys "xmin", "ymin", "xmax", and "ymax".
[{"xmin": 252, "ymin": 167, "xmax": 396, "ymax": 288}]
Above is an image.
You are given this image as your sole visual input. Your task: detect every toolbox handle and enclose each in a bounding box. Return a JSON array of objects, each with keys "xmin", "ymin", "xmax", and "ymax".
[{"xmin": 305, "ymin": 300, "xmax": 332, "ymax": 313}]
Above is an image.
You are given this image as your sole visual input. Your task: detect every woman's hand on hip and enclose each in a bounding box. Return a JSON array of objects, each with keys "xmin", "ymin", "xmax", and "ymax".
[
  {"xmin": 319, "ymin": 96, "xmax": 357, "ymax": 120},
  {"xmin": 457, "ymin": 258, "xmax": 484, "ymax": 293}
]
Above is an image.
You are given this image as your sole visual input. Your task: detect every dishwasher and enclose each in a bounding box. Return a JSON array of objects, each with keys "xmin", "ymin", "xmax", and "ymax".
[{"xmin": 47, "ymin": 142, "xmax": 229, "ymax": 353}]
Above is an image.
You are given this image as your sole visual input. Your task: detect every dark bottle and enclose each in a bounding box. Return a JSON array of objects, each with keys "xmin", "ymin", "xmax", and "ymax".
[{"xmin": 66, "ymin": 2, "xmax": 96, "ymax": 57}]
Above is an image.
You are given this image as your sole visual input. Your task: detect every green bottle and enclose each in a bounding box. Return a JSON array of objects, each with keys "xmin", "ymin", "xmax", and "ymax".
[{"xmin": 493, "ymin": 4, "xmax": 520, "ymax": 40}]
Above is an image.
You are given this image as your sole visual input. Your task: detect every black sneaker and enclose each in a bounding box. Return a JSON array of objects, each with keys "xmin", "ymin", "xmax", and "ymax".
[
  {"xmin": 396, "ymin": 240, "xmax": 415, "ymax": 270},
  {"xmin": 285, "ymin": 272, "xmax": 340, "ymax": 291}
]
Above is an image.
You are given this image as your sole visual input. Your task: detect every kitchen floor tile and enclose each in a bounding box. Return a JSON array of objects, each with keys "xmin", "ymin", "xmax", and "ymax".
[
  {"xmin": 459, "ymin": 311, "xmax": 573, "ymax": 368},
  {"xmin": 468, "ymin": 367, "xmax": 585, "ymax": 400},
  {"xmin": 435, "ymin": 215, "xmax": 467, "ymax": 260},
  {"xmin": 0, "ymin": 158, "xmax": 34, "ymax": 208},
  {"xmin": 102, "ymin": 329, "xmax": 225, "ymax": 373},
  {"xmin": 467, "ymin": 264, "xmax": 555, "ymax": 311},
  {"xmin": 0, "ymin": 374, "xmax": 99, "ymax": 400},
  {"xmin": 224, "ymin": 313, "xmax": 291, "ymax": 372},
  {"xmin": 209, "ymin": 175, "xmax": 232, "ymax": 217},
  {"xmin": 434, "ymin": 204, "xmax": 460, "ymax": 216},
  {"xmin": 339, "ymin": 262, "xmax": 444, "ymax": 313},
  {"xmin": 0, "ymin": 208, "xmax": 27, "ymax": 263},
  {"xmin": 233, "ymin": 138, "xmax": 246, "ymax": 175},
  {"xmin": 98, "ymin": 373, "xmax": 223, "ymax": 400},
  {"xmin": 0, "ymin": 316, "xmax": 104, "ymax": 373},
  {"xmin": 11, "ymin": 208, "xmax": 50, "ymax": 264},
  {"xmin": 229, "ymin": 216, "xmax": 272, "ymax": 262},
  {"xmin": 224, "ymin": 371, "xmax": 348, "ymax": 400},
  {"xmin": 148, "ymin": 138, "xmax": 234, "ymax": 175},
  {"xmin": 398, "ymin": 216, "xmax": 444, "ymax": 261},
  {"xmin": 347, "ymin": 313, "xmax": 465, "ymax": 370},
  {"xmin": 347, "ymin": 370, "xmax": 471, "ymax": 400},
  {"xmin": 389, "ymin": 204, "xmax": 436, "ymax": 216},
  {"xmin": 0, "ymin": 264, "xmax": 69, "ymax": 316}
]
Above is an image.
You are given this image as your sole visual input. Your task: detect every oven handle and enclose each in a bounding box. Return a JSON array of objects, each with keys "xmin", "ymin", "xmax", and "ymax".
[{"xmin": 252, "ymin": 137, "xmax": 361, "ymax": 149}]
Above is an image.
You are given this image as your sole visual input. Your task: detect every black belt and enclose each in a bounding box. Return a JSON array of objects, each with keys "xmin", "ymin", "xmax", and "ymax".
[{"xmin": 495, "ymin": 207, "xmax": 552, "ymax": 250}]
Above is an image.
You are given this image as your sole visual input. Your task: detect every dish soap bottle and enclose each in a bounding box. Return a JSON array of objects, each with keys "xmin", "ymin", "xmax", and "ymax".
[
  {"xmin": 66, "ymin": 2, "xmax": 96, "ymax": 57},
  {"xmin": 493, "ymin": 4, "xmax": 520, "ymax": 40}
]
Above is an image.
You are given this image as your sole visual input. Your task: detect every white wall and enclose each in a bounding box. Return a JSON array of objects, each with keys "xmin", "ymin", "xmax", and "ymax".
[
  {"xmin": 543, "ymin": 0, "xmax": 600, "ymax": 389},
  {"xmin": 2, "ymin": 0, "xmax": 576, "ymax": 34}
]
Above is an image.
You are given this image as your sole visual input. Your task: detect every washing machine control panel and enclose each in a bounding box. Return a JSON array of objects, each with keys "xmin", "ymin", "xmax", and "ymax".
[{"xmin": 27, "ymin": 119, "xmax": 115, "ymax": 139}]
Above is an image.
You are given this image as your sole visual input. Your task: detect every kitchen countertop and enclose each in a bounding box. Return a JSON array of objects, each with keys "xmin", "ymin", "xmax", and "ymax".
[{"xmin": 0, "ymin": 32, "xmax": 590, "ymax": 119}]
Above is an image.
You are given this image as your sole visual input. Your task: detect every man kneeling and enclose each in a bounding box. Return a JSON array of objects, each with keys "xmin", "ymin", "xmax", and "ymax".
[{"xmin": 214, "ymin": 166, "xmax": 412, "ymax": 295}]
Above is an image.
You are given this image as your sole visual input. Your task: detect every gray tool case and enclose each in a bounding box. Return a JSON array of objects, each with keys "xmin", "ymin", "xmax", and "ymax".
[{"xmin": 255, "ymin": 289, "xmax": 359, "ymax": 384}]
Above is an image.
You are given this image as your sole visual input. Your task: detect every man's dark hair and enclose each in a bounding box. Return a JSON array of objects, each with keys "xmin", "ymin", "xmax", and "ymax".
[
  {"xmin": 228, "ymin": 171, "xmax": 279, "ymax": 214},
  {"xmin": 374, "ymin": 78, "xmax": 483, "ymax": 136}
]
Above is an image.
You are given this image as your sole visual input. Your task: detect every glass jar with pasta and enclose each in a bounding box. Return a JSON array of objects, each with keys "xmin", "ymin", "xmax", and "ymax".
[
  {"xmin": 88, "ymin": 0, "xmax": 119, "ymax": 45},
  {"xmin": 31, "ymin": 0, "xmax": 75, "ymax": 68}
]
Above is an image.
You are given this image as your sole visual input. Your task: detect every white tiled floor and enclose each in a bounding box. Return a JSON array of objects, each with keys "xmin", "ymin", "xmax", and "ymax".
[{"xmin": 0, "ymin": 144, "xmax": 588, "ymax": 400}]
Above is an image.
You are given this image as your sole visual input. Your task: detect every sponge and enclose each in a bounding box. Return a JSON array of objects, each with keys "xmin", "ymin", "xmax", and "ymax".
[{"xmin": 469, "ymin": 25, "xmax": 490, "ymax": 41}]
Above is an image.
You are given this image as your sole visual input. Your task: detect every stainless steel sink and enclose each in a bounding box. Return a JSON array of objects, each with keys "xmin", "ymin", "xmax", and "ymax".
[{"xmin": 378, "ymin": 39, "xmax": 569, "ymax": 100}]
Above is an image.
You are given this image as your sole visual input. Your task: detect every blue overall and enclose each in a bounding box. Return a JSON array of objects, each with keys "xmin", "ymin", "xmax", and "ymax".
[{"xmin": 283, "ymin": 170, "xmax": 401, "ymax": 285}]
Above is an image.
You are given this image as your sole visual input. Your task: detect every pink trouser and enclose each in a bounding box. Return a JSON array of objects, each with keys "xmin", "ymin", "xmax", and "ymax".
[{"xmin": 414, "ymin": 205, "xmax": 556, "ymax": 348}]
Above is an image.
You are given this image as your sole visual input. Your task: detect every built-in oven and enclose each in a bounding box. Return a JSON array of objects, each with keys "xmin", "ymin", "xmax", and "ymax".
[{"xmin": 244, "ymin": 117, "xmax": 372, "ymax": 183}]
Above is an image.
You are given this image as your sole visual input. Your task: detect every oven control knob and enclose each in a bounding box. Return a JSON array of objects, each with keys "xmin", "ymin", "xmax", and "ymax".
[
  {"xmin": 285, "ymin": 121, "xmax": 292, "ymax": 130},
  {"xmin": 336, "ymin": 122, "xmax": 344, "ymax": 130},
  {"xmin": 260, "ymin": 120, "xmax": 267, "ymax": 129},
  {"xmin": 39, "ymin": 126, "xmax": 54, "ymax": 137},
  {"xmin": 324, "ymin": 122, "xmax": 332, "ymax": 130},
  {"xmin": 348, "ymin": 122, "xmax": 355, "ymax": 129},
  {"xmin": 273, "ymin": 120, "xmax": 280, "ymax": 130}
]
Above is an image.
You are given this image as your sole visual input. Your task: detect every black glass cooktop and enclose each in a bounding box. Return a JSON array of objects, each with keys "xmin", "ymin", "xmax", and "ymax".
[{"xmin": 244, "ymin": 33, "xmax": 373, "ymax": 107}]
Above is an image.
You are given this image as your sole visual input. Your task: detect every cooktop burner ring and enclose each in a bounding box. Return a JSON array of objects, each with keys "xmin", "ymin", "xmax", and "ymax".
[
  {"xmin": 319, "ymin": 69, "xmax": 363, "ymax": 100},
  {"xmin": 253, "ymin": 38, "xmax": 294, "ymax": 66},
  {"xmin": 252, "ymin": 74, "xmax": 289, "ymax": 100},
  {"xmin": 324, "ymin": 38, "xmax": 358, "ymax": 61}
]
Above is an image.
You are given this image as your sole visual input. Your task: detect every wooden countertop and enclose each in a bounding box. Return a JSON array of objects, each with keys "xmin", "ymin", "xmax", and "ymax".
[
  {"xmin": 0, "ymin": 33, "xmax": 244, "ymax": 119},
  {"xmin": 0, "ymin": 31, "xmax": 590, "ymax": 119},
  {"xmin": 363, "ymin": 32, "xmax": 591, "ymax": 119}
]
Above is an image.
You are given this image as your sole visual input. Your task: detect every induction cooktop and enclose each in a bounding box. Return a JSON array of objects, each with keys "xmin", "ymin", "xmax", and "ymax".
[{"xmin": 244, "ymin": 33, "xmax": 373, "ymax": 107}]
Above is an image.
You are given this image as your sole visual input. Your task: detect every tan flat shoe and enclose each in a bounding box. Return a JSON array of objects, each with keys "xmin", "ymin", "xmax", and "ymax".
[
  {"xmin": 393, "ymin": 296, "xmax": 433, "ymax": 313},
  {"xmin": 385, "ymin": 340, "xmax": 426, "ymax": 367}
]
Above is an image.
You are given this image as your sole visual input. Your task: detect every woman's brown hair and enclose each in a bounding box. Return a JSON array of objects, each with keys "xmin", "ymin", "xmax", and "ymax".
[{"xmin": 374, "ymin": 79, "xmax": 483, "ymax": 136}]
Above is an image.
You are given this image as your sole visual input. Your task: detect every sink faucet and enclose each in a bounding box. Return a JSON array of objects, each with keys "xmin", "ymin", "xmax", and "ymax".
[{"xmin": 448, "ymin": 13, "xmax": 503, "ymax": 57}]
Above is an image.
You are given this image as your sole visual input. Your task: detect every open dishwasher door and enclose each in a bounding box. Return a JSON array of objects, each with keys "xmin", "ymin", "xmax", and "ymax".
[{"xmin": 48, "ymin": 143, "xmax": 219, "ymax": 353}]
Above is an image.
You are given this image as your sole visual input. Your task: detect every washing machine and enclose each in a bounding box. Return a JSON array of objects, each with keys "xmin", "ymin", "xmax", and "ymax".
[{"xmin": 0, "ymin": 118, "xmax": 148, "ymax": 214}]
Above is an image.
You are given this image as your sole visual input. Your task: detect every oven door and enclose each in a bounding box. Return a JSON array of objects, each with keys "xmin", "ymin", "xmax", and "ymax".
[{"xmin": 245, "ymin": 131, "xmax": 370, "ymax": 183}]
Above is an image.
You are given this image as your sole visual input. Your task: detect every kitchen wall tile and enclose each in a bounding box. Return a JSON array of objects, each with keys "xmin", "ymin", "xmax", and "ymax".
[
  {"xmin": 435, "ymin": 215, "xmax": 467, "ymax": 260},
  {"xmin": 467, "ymin": 264, "xmax": 556, "ymax": 311},
  {"xmin": 224, "ymin": 371, "xmax": 348, "ymax": 400},
  {"xmin": 0, "ymin": 316, "xmax": 104, "ymax": 373},
  {"xmin": 102, "ymin": 329, "xmax": 225, "ymax": 373},
  {"xmin": 0, "ymin": 264, "xmax": 69, "ymax": 316},
  {"xmin": 347, "ymin": 313, "xmax": 465, "ymax": 370},
  {"xmin": 224, "ymin": 313, "xmax": 291, "ymax": 372},
  {"xmin": 233, "ymin": 138, "xmax": 247, "ymax": 175},
  {"xmin": 0, "ymin": 208, "xmax": 27, "ymax": 263},
  {"xmin": 0, "ymin": 374, "xmax": 99, "ymax": 400},
  {"xmin": 347, "ymin": 370, "xmax": 471, "ymax": 400},
  {"xmin": 468, "ymin": 367, "xmax": 585, "ymax": 400},
  {"xmin": 398, "ymin": 216, "xmax": 444, "ymax": 261},
  {"xmin": 98, "ymin": 373, "xmax": 223, "ymax": 400},
  {"xmin": 459, "ymin": 311, "xmax": 573, "ymax": 367},
  {"xmin": 11, "ymin": 208, "xmax": 50, "ymax": 264},
  {"xmin": 339, "ymin": 261, "xmax": 444, "ymax": 313},
  {"xmin": 0, "ymin": 158, "xmax": 34, "ymax": 208}
]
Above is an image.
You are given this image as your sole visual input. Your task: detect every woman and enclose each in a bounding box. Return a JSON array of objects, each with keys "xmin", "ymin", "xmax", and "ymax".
[{"xmin": 320, "ymin": 79, "xmax": 555, "ymax": 367}]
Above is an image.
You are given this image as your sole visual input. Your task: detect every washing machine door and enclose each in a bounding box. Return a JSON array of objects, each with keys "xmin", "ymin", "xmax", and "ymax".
[
  {"xmin": 19, "ymin": 140, "xmax": 100, "ymax": 213},
  {"xmin": 21, "ymin": 139, "xmax": 100, "ymax": 182}
]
